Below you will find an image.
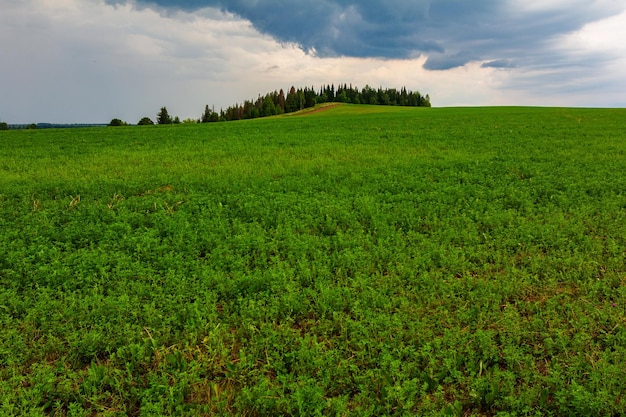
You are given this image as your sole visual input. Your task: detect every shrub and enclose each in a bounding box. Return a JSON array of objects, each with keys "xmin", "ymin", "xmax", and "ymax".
[
  {"xmin": 138, "ymin": 117, "xmax": 154, "ymax": 126},
  {"xmin": 108, "ymin": 118, "xmax": 127, "ymax": 127}
]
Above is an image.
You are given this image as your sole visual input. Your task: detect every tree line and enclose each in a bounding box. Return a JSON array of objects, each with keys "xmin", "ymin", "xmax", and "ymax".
[
  {"xmin": 116, "ymin": 84, "xmax": 430, "ymax": 126},
  {"xmin": 210, "ymin": 84, "xmax": 430, "ymax": 122},
  {"xmin": 0, "ymin": 122, "xmax": 107, "ymax": 130}
]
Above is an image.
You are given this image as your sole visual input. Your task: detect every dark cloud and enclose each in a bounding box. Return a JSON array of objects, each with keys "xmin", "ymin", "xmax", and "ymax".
[
  {"xmin": 481, "ymin": 59, "xmax": 515, "ymax": 69},
  {"xmin": 96, "ymin": 1, "xmax": 626, "ymax": 69},
  {"xmin": 424, "ymin": 52, "xmax": 479, "ymax": 70}
]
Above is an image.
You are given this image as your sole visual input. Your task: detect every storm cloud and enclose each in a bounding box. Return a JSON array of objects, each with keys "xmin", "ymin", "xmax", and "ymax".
[{"xmin": 124, "ymin": 0, "xmax": 625, "ymax": 69}]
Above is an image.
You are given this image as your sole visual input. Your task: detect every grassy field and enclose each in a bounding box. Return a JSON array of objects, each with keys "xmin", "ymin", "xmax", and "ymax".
[{"xmin": 1, "ymin": 104, "xmax": 625, "ymax": 416}]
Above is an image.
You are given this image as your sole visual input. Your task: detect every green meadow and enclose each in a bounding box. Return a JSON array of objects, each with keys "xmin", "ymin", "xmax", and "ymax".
[{"xmin": 1, "ymin": 105, "xmax": 625, "ymax": 416}]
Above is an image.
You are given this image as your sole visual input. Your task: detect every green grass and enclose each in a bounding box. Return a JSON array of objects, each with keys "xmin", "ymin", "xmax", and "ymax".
[{"xmin": 1, "ymin": 104, "xmax": 626, "ymax": 416}]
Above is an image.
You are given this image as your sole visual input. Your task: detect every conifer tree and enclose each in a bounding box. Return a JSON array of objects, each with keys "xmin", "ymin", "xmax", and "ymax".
[
  {"xmin": 157, "ymin": 107, "xmax": 173, "ymax": 124},
  {"xmin": 201, "ymin": 105, "xmax": 212, "ymax": 123},
  {"xmin": 285, "ymin": 86, "xmax": 298, "ymax": 113},
  {"xmin": 278, "ymin": 89, "xmax": 286, "ymax": 113}
]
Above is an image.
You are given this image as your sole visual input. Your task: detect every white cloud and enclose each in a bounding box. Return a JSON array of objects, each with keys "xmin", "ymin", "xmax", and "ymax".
[{"xmin": 562, "ymin": 8, "xmax": 626, "ymax": 55}]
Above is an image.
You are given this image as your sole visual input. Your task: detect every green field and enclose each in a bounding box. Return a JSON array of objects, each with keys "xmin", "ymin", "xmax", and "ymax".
[{"xmin": 1, "ymin": 105, "xmax": 625, "ymax": 416}]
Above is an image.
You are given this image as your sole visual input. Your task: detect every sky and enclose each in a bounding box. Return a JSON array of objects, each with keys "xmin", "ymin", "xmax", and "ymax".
[{"xmin": 1, "ymin": 0, "xmax": 625, "ymax": 123}]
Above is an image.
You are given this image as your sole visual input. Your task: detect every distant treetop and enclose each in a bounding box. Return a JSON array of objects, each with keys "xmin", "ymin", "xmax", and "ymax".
[
  {"xmin": 108, "ymin": 118, "xmax": 128, "ymax": 126},
  {"xmin": 157, "ymin": 107, "xmax": 173, "ymax": 125},
  {"xmin": 138, "ymin": 117, "xmax": 155, "ymax": 126}
]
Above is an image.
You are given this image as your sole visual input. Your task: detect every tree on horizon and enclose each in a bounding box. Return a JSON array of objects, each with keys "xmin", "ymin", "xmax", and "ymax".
[
  {"xmin": 108, "ymin": 118, "xmax": 128, "ymax": 126},
  {"xmin": 157, "ymin": 107, "xmax": 173, "ymax": 125},
  {"xmin": 138, "ymin": 117, "xmax": 154, "ymax": 125}
]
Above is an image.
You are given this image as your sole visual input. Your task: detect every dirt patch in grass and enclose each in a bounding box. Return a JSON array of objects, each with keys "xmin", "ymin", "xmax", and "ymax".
[{"xmin": 286, "ymin": 103, "xmax": 343, "ymax": 117}]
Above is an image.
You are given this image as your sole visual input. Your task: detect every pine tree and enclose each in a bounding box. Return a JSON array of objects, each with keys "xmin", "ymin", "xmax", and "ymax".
[
  {"xmin": 278, "ymin": 89, "xmax": 286, "ymax": 113},
  {"xmin": 285, "ymin": 86, "xmax": 298, "ymax": 113},
  {"xmin": 157, "ymin": 107, "xmax": 173, "ymax": 124},
  {"xmin": 201, "ymin": 105, "xmax": 212, "ymax": 123},
  {"xmin": 261, "ymin": 95, "xmax": 277, "ymax": 117}
]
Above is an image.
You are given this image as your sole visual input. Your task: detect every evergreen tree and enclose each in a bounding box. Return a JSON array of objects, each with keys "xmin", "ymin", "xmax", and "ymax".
[
  {"xmin": 304, "ymin": 87, "xmax": 317, "ymax": 108},
  {"xmin": 261, "ymin": 95, "xmax": 277, "ymax": 117},
  {"xmin": 278, "ymin": 89, "xmax": 286, "ymax": 113},
  {"xmin": 400, "ymin": 87, "xmax": 408, "ymax": 106},
  {"xmin": 242, "ymin": 100, "xmax": 255, "ymax": 119},
  {"xmin": 377, "ymin": 87, "xmax": 390, "ymax": 105},
  {"xmin": 157, "ymin": 107, "xmax": 173, "ymax": 124},
  {"xmin": 285, "ymin": 86, "xmax": 298, "ymax": 113},
  {"xmin": 201, "ymin": 105, "xmax": 213, "ymax": 123},
  {"xmin": 297, "ymin": 89, "xmax": 305, "ymax": 110}
]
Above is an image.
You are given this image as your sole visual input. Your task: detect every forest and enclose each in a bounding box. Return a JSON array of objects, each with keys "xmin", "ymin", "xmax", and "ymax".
[{"xmin": 206, "ymin": 84, "xmax": 430, "ymax": 123}]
